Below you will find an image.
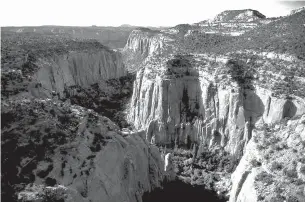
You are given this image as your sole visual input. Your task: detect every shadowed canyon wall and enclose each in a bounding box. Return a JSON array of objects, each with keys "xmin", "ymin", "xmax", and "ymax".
[
  {"xmin": 127, "ymin": 67, "xmax": 305, "ymax": 156},
  {"xmin": 29, "ymin": 50, "xmax": 127, "ymax": 98}
]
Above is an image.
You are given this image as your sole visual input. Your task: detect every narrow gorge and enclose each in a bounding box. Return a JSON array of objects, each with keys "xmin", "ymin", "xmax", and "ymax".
[
  {"xmin": 2, "ymin": 7, "xmax": 305, "ymax": 202},
  {"xmin": 125, "ymin": 23, "xmax": 305, "ymax": 201}
]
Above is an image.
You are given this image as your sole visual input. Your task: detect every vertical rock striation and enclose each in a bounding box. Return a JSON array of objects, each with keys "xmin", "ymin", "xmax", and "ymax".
[
  {"xmin": 128, "ymin": 67, "xmax": 305, "ymax": 156},
  {"xmin": 122, "ymin": 28, "xmax": 174, "ymax": 72},
  {"xmin": 30, "ymin": 50, "xmax": 127, "ymax": 97},
  {"xmin": 123, "ymin": 29, "xmax": 165, "ymax": 58}
]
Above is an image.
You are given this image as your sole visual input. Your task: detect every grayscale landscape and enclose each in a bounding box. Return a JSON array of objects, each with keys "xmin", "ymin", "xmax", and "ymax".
[{"xmin": 1, "ymin": 1, "xmax": 305, "ymax": 202}]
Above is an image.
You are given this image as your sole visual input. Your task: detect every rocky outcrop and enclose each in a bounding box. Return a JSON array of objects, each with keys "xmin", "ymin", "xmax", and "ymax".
[
  {"xmin": 122, "ymin": 28, "xmax": 174, "ymax": 71},
  {"xmin": 290, "ymin": 6, "xmax": 305, "ymax": 15},
  {"xmin": 128, "ymin": 65, "xmax": 305, "ymax": 156},
  {"xmin": 2, "ymin": 99, "xmax": 173, "ymax": 202},
  {"xmin": 213, "ymin": 9, "xmax": 266, "ymax": 23},
  {"xmin": 229, "ymin": 115, "xmax": 305, "ymax": 202},
  {"xmin": 30, "ymin": 50, "xmax": 126, "ymax": 98},
  {"xmin": 123, "ymin": 29, "xmax": 165, "ymax": 58}
]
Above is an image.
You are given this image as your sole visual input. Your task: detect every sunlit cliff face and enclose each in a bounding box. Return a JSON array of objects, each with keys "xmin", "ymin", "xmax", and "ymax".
[{"xmin": 2, "ymin": 6, "xmax": 305, "ymax": 202}]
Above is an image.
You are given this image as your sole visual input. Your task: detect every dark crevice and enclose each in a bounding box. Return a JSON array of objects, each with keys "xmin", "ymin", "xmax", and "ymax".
[{"xmin": 282, "ymin": 99, "xmax": 297, "ymax": 119}]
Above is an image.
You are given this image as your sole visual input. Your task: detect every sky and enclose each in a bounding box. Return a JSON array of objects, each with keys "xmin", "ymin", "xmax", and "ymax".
[{"xmin": 0, "ymin": 0, "xmax": 305, "ymax": 27}]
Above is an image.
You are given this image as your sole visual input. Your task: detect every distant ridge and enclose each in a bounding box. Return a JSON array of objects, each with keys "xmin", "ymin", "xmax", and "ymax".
[
  {"xmin": 119, "ymin": 24, "xmax": 134, "ymax": 27},
  {"xmin": 213, "ymin": 9, "xmax": 266, "ymax": 22},
  {"xmin": 170, "ymin": 24, "xmax": 193, "ymax": 35},
  {"xmin": 290, "ymin": 6, "xmax": 305, "ymax": 15},
  {"xmin": 213, "ymin": 9, "xmax": 305, "ymax": 58}
]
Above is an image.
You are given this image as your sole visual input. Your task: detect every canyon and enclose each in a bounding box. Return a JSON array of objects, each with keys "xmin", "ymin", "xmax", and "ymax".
[{"xmin": 2, "ymin": 8, "xmax": 305, "ymax": 202}]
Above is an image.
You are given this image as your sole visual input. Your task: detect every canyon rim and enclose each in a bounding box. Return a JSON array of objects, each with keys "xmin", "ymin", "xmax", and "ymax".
[{"xmin": 1, "ymin": 3, "xmax": 305, "ymax": 202}]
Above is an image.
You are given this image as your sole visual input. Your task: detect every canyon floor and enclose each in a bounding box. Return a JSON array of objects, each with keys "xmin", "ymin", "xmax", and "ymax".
[{"xmin": 2, "ymin": 7, "xmax": 305, "ymax": 202}]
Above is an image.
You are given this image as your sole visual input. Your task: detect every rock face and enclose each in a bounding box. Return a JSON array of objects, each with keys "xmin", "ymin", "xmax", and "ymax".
[
  {"xmin": 229, "ymin": 115, "xmax": 305, "ymax": 202},
  {"xmin": 1, "ymin": 33, "xmax": 128, "ymax": 100},
  {"xmin": 213, "ymin": 9, "xmax": 266, "ymax": 22},
  {"xmin": 124, "ymin": 29, "xmax": 164, "ymax": 58},
  {"xmin": 2, "ymin": 99, "xmax": 171, "ymax": 202},
  {"xmin": 1, "ymin": 34, "xmax": 173, "ymax": 202},
  {"xmin": 290, "ymin": 6, "xmax": 305, "ymax": 15},
  {"xmin": 127, "ymin": 66, "xmax": 305, "ymax": 156},
  {"xmin": 122, "ymin": 28, "xmax": 173, "ymax": 71},
  {"xmin": 30, "ymin": 50, "xmax": 126, "ymax": 98},
  {"xmin": 3, "ymin": 8, "xmax": 305, "ymax": 202}
]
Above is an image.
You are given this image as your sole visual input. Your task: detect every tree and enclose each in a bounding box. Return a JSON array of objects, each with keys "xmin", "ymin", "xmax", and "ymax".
[{"xmin": 225, "ymin": 55, "xmax": 258, "ymax": 87}]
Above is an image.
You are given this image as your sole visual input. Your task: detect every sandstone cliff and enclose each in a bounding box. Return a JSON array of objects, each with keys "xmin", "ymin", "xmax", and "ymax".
[
  {"xmin": 1, "ymin": 34, "xmax": 174, "ymax": 202},
  {"xmin": 229, "ymin": 115, "xmax": 305, "ymax": 202},
  {"xmin": 3, "ymin": 8, "xmax": 305, "ymax": 202},
  {"xmin": 127, "ymin": 55, "xmax": 305, "ymax": 157},
  {"xmin": 212, "ymin": 9, "xmax": 266, "ymax": 23},
  {"xmin": 2, "ymin": 99, "xmax": 172, "ymax": 202},
  {"xmin": 122, "ymin": 28, "xmax": 174, "ymax": 71},
  {"xmin": 124, "ymin": 29, "xmax": 164, "ymax": 58},
  {"xmin": 30, "ymin": 50, "xmax": 126, "ymax": 98}
]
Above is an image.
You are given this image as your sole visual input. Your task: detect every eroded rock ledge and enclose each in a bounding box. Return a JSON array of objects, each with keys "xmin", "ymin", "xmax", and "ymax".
[
  {"xmin": 2, "ymin": 99, "xmax": 174, "ymax": 202},
  {"xmin": 127, "ymin": 62, "xmax": 305, "ymax": 157},
  {"xmin": 125, "ymin": 52, "xmax": 305, "ymax": 201}
]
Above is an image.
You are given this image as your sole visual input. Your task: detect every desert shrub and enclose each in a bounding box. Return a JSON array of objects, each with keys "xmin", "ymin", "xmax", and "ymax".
[
  {"xmin": 272, "ymin": 68, "xmax": 298, "ymax": 97},
  {"xmin": 250, "ymin": 159, "xmax": 262, "ymax": 167},
  {"xmin": 283, "ymin": 168, "xmax": 298, "ymax": 178},
  {"xmin": 181, "ymin": 32, "xmax": 233, "ymax": 54},
  {"xmin": 166, "ymin": 54, "xmax": 192, "ymax": 72},
  {"xmin": 256, "ymin": 171, "xmax": 273, "ymax": 185},
  {"xmin": 257, "ymin": 195, "xmax": 265, "ymax": 201},
  {"xmin": 274, "ymin": 183, "xmax": 285, "ymax": 194},
  {"xmin": 286, "ymin": 195, "xmax": 299, "ymax": 202},
  {"xmin": 195, "ymin": 172, "xmax": 217, "ymax": 190},
  {"xmin": 257, "ymin": 144, "xmax": 265, "ymax": 151},
  {"xmin": 193, "ymin": 169, "xmax": 202, "ymax": 177},
  {"xmin": 292, "ymin": 178, "xmax": 304, "ymax": 186},
  {"xmin": 253, "ymin": 135, "xmax": 259, "ymax": 143},
  {"xmin": 271, "ymin": 161, "xmax": 283, "ymax": 171},
  {"xmin": 173, "ymin": 148, "xmax": 192, "ymax": 158},
  {"xmin": 166, "ymin": 56, "xmax": 191, "ymax": 68},
  {"xmin": 272, "ymin": 143, "xmax": 288, "ymax": 151},
  {"xmin": 43, "ymin": 187, "xmax": 66, "ymax": 202},
  {"xmin": 164, "ymin": 68, "xmax": 173, "ymax": 75},
  {"xmin": 269, "ymin": 195, "xmax": 286, "ymax": 202},
  {"xmin": 49, "ymin": 109, "xmax": 56, "ymax": 117},
  {"xmin": 298, "ymin": 157, "xmax": 305, "ymax": 164},
  {"xmin": 225, "ymin": 155, "xmax": 240, "ymax": 173},
  {"xmin": 58, "ymin": 115, "xmax": 71, "ymax": 125},
  {"xmin": 197, "ymin": 148, "xmax": 240, "ymax": 173}
]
